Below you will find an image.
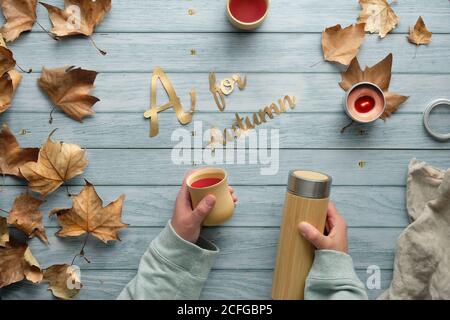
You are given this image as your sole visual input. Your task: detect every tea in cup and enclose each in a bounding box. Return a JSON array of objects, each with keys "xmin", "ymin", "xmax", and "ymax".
[{"xmin": 187, "ymin": 168, "xmax": 235, "ymax": 226}]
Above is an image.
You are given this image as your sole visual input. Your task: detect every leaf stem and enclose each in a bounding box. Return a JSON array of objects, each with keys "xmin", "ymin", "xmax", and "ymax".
[
  {"xmin": 0, "ymin": 208, "xmax": 8, "ymax": 213},
  {"xmin": 66, "ymin": 185, "xmax": 72, "ymax": 197},
  {"xmin": 71, "ymin": 233, "xmax": 90, "ymax": 266},
  {"xmin": 341, "ymin": 120, "xmax": 355, "ymax": 134},
  {"xmin": 15, "ymin": 64, "xmax": 32, "ymax": 73},
  {"xmin": 36, "ymin": 21, "xmax": 59, "ymax": 41},
  {"xmin": 89, "ymin": 36, "xmax": 107, "ymax": 56},
  {"xmin": 49, "ymin": 107, "xmax": 55, "ymax": 124}
]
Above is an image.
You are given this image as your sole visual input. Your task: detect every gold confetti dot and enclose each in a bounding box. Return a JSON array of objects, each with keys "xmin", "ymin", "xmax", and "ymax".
[
  {"xmin": 19, "ymin": 129, "xmax": 28, "ymax": 135},
  {"xmin": 358, "ymin": 161, "xmax": 366, "ymax": 168},
  {"xmin": 188, "ymin": 8, "xmax": 195, "ymax": 16},
  {"xmin": 190, "ymin": 49, "xmax": 197, "ymax": 56}
]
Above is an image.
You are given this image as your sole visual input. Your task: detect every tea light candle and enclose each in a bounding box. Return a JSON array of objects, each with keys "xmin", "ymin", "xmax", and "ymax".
[
  {"xmin": 345, "ymin": 82, "xmax": 386, "ymax": 123},
  {"xmin": 227, "ymin": 0, "xmax": 269, "ymax": 30}
]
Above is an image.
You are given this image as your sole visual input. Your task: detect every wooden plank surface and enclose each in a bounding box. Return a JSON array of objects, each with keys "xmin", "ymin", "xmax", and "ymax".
[
  {"xmin": 3, "ymin": 149, "xmax": 448, "ymax": 187},
  {"xmin": 1, "ymin": 0, "xmax": 448, "ymax": 300},
  {"xmin": 16, "ymin": 227, "xmax": 401, "ymax": 270},
  {"xmin": 1, "ymin": 269, "xmax": 392, "ymax": 300},
  {"xmin": 1, "ymin": 185, "xmax": 409, "ymax": 228},
  {"xmin": 1, "ymin": 0, "xmax": 449, "ymax": 34},
  {"xmin": 2, "ymin": 113, "xmax": 450, "ymax": 149},
  {"xmin": 7, "ymin": 33, "xmax": 450, "ymax": 73},
  {"xmin": 9, "ymin": 73, "xmax": 450, "ymax": 114}
]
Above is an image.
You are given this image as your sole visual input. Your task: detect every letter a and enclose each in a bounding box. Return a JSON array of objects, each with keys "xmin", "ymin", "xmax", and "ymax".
[{"xmin": 144, "ymin": 67, "xmax": 196, "ymax": 137}]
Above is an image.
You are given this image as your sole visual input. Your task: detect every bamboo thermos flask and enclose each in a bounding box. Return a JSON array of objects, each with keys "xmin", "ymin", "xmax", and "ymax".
[{"xmin": 272, "ymin": 170, "xmax": 332, "ymax": 300}]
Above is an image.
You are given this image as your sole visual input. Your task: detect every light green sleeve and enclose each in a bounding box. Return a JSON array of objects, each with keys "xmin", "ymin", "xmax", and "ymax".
[
  {"xmin": 304, "ymin": 250, "xmax": 368, "ymax": 300},
  {"xmin": 117, "ymin": 221, "xmax": 219, "ymax": 300}
]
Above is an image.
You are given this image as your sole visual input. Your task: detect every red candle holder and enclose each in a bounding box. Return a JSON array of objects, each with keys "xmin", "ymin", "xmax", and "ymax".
[
  {"xmin": 227, "ymin": 0, "xmax": 270, "ymax": 30},
  {"xmin": 344, "ymin": 82, "xmax": 386, "ymax": 123}
]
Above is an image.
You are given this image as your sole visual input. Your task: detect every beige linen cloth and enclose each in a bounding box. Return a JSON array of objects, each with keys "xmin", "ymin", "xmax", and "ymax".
[{"xmin": 379, "ymin": 159, "xmax": 450, "ymax": 299}]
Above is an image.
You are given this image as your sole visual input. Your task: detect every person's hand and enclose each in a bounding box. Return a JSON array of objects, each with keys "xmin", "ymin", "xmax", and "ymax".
[
  {"xmin": 171, "ymin": 173, "xmax": 238, "ymax": 244},
  {"xmin": 298, "ymin": 202, "xmax": 348, "ymax": 253}
]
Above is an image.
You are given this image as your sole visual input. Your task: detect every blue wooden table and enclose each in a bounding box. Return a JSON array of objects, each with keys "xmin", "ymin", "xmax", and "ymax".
[{"xmin": 1, "ymin": 0, "xmax": 450, "ymax": 300}]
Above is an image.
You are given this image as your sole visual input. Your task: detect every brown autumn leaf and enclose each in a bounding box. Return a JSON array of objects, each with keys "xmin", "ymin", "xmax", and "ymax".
[
  {"xmin": 0, "ymin": 124, "xmax": 39, "ymax": 177},
  {"xmin": 7, "ymin": 193, "xmax": 48, "ymax": 244},
  {"xmin": 50, "ymin": 180, "xmax": 127, "ymax": 243},
  {"xmin": 40, "ymin": 0, "xmax": 111, "ymax": 37},
  {"xmin": 20, "ymin": 131, "xmax": 88, "ymax": 196},
  {"xmin": 357, "ymin": 0, "xmax": 399, "ymax": 38},
  {"xmin": 339, "ymin": 53, "xmax": 393, "ymax": 91},
  {"xmin": 380, "ymin": 92, "xmax": 409, "ymax": 120},
  {"xmin": 0, "ymin": 240, "xmax": 43, "ymax": 287},
  {"xmin": 0, "ymin": 45, "xmax": 15, "ymax": 75},
  {"xmin": 38, "ymin": 66, "xmax": 99, "ymax": 122},
  {"xmin": 44, "ymin": 264, "xmax": 82, "ymax": 300},
  {"xmin": 408, "ymin": 16, "xmax": 432, "ymax": 45},
  {"xmin": 0, "ymin": 41, "xmax": 22, "ymax": 113},
  {"xmin": 0, "ymin": 0, "xmax": 37, "ymax": 42},
  {"xmin": 0, "ymin": 216, "xmax": 9, "ymax": 247},
  {"xmin": 339, "ymin": 53, "xmax": 409, "ymax": 119},
  {"xmin": 322, "ymin": 23, "xmax": 366, "ymax": 66}
]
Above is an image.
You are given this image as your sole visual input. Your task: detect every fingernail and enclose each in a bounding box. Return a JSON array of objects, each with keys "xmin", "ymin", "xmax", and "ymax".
[{"xmin": 205, "ymin": 195, "xmax": 216, "ymax": 207}]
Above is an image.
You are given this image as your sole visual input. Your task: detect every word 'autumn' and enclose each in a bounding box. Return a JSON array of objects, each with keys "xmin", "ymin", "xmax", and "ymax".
[{"xmin": 210, "ymin": 95, "xmax": 297, "ymax": 146}]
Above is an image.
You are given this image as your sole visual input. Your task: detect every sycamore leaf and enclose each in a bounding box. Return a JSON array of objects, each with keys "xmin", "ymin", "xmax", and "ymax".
[
  {"xmin": 0, "ymin": 124, "xmax": 39, "ymax": 177},
  {"xmin": 357, "ymin": 0, "xmax": 399, "ymax": 38},
  {"xmin": 380, "ymin": 92, "xmax": 409, "ymax": 119},
  {"xmin": 339, "ymin": 53, "xmax": 408, "ymax": 119},
  {"xmin": 0, "ymin": 216, "xmax": 9, "ymax": 247},
  {"xmin": 0, "ymin": 42, "xmax": 22, "ymax": 113},
  {"xmin": 0, "ymin": 70, "xmax": 22, "ymax": 113},
  {"xmin": 408, "ymin": 16, "xmax": 432, "ymax": 45},
  {"xmin": 38, "ymin": 66, "xmax": 99, "ymax": 122},
  {"xmin": 339, "ymin": 53, "xmax": 393, "ymax": 91},
  {"xmin": 0, "ymin": 0, "xmax": 37, "ymax": 42},
  {"xmin": 0, "ymin": 45, "xmax": 15, "ymax": 75},
  {"xmin": 20, "ymin": 131, "xmax": 88, "ymax": 196},
  {"xmin": 40, "ymin": 0, "xmax": 111, "ymax": 37},
  {"xmin": 0, "ymin": 241, "xmax": 43, "ymax": 287},
  {"xmin": 44, "ymin": 264, "xmax": 82, "ymax": 300},
  {"xmin": 322, "ymin": 23, "xmax": 366, "ymax": 66},
  {"xmin": 7, "ymin": 193, "xmax": 48, "ymax": 244},
  {"xmin": 50, "ymin": 180, "xmax": 127, "ymax": 243}
]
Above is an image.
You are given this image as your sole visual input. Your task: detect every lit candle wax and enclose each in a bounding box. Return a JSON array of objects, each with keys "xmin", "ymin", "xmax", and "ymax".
[{"xmin": 346, "ymin": 83, "xmax": 385, "ymax": 123}]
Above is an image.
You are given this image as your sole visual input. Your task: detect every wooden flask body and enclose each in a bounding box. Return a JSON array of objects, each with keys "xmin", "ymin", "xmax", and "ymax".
[{"xmin": 272, "ymin": 192, "xmax": 329, "ymax": 300}]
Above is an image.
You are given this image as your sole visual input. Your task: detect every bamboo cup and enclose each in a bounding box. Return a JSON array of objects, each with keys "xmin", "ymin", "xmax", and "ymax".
[
  {"xmin": 272, "ymin": 170, "xmax": 332, "ymax": 300},
  {"xmin": 187, "ymin": 168, "xmax": 235, "ymax": 226}
]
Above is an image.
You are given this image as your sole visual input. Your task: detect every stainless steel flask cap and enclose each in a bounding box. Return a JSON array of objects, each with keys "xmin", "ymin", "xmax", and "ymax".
[{"xmin": 287, "ymin": 170, "xmax": 332, "ymax": 199}]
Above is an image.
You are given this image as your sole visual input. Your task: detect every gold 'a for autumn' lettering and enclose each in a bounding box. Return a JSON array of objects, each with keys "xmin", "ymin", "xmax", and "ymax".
[{"xmin": 144, "ymin": 67, "xmax": 196, "ymax": 137}]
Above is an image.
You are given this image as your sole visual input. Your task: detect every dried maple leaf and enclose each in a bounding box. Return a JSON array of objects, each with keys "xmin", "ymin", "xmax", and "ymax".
[
  {"xmin": 44, "ymin": 264, "xmax": 82, "ymax": 300},
  {"xmin": 0, "ymin": 124, "xmax": 39, "ymax": 177},
  {"xmin": 7, "ymin": 193, "xmax": 48, "ymax": 244},
  {"xmin": 408, "ymin": 16, "xmax": 432, "ymax": 45},
  {"xmin": 38, "ymin": 66, "xmax": 99, "ymax": 122},
  {"xmin": 0, "ymin": 0, "xmax": 37, "ymax": 42},
  {"xmin": 40, "ymin": 0, "xmax": 111, "ymax": 37},
  {"xmin": 0, "ymin": 216, "xmax": 9, "ymax": 247},
  {"xmin": 357, "ymin": 0, "xmax": 399, "ymax": 38},
  {"xmin": 20, "ymin": 131, "xmax": 88, "ymax": 196},
  {"xmin": 50, "ymin": 180, "xmax": 127, "ymax": 243},
  {"xmin": 0, "ymin": 45, "xmax": 15, "ymax": 75},
  {"xmin": 0, "ymin": 42, "xmax": 22, "ymax": 113},
  {"xmin": 339, "ymin": 53, "xmax": 408, "ymax": 119},
  {"xmin": 322, "ymin": 23, "xmax": 366, "ymax": 66},
  {"xmin": 0, "ymin": 240, "xmax": 43, "ymax": 287},
  {"xmin": 380, "ymin": 92, "xmax": 409, "ymax": 120},
  {"xmin": 340, "ymin": 53, "xmax": 393, "ymax": 91}
]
